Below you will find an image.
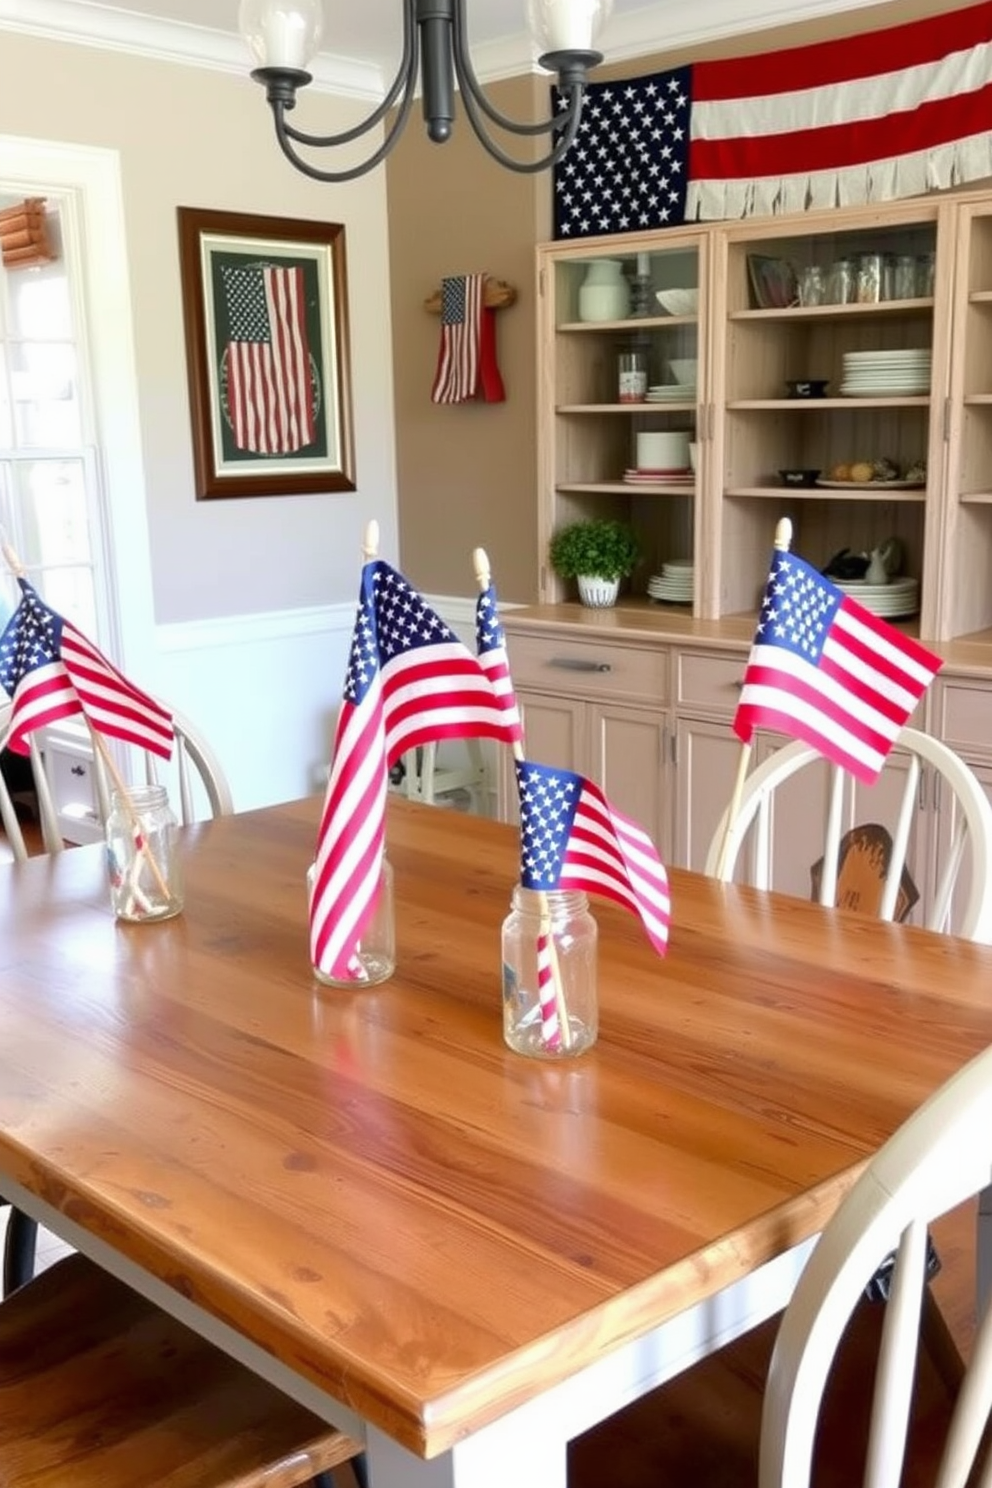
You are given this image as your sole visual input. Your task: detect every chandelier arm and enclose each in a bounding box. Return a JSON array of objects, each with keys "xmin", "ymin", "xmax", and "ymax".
[
  {"xmin": 270, "ymin": 79, "xmax": 421, "ymax": 183},
  {"xmin": 278, "ymin": 0, "xmax": 419, "ymax": 149},
  {"xmin": 451, "ymin": 3, "xmax": 555, "ymax": 137},
  {"xmin": 458, "ymin": 82, "xmax": 586, "ymax": 175}
]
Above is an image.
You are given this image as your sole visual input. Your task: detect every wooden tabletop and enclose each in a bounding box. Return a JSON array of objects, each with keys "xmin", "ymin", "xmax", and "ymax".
[{"xmin": 1, "ymin": 796, "xmax": 991, "ymax": 1459}]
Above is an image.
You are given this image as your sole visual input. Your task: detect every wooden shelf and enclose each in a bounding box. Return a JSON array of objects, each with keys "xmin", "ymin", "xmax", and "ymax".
[
  {"xmin": 727, "ymin": 485, "xmax": 927, "ymax": 502},
  {"xmin": 558, "ymin": 482, "xmax": 695, "ymax": 495},
  {"xmin": 730, "ymin": 298, "xmax": 934, "ymax": 322},
  {"xmin": 557, "ymin": 402, "xmax": 697, "ymax": 414},
  {"xmin": 558, "ymin": 314, "xmax": 696, "ymax": 333},
  {"xmin": 728, "ymin": 397, "xmax": 931, "ymax": 410}
]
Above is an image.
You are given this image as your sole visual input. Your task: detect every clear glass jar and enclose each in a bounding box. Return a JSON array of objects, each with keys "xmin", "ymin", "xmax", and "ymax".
[
  {"xmin": 105, "ymin": 784, "xmax": 184, "ymax": 922},
  {"xmin": 856, "ymin": 252, "xmax": 884, "ymax": 303},
  {"xmin": 501, "ymin": 886, "xmax": 597, "ymax": 1058},
  {"xmin": 617, "ymin": 347, "xmax": 648, "ymax": 403},
  {"xmin": 827, "ymin": 258, "xmax": 854, "ymax": 304},
  {"xmin": 309, "ymin": 857, "xmax": 395, "ymax": 988},
  {"xmin": 893, "ymin": 254, "xmax": 918, "ymax": 300}
]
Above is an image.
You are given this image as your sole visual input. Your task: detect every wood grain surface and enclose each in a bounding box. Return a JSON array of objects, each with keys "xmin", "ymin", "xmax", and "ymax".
[{"xmin": 0, "ymin": 796, "xmax": 990, "ymax": 1459}]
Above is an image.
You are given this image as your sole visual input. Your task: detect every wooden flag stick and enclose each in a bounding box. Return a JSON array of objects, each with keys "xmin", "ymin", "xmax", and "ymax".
[
  {"xmin": 473, "ymin": 546, "xmax": 572, "ymax": 1051},
  {"xmin": 713, "ymin": 516, "xmax": 793, "ymax": 880},
  {"xmin": 362, "ymin": 520, "xmax": 379, "ymax": 562}
]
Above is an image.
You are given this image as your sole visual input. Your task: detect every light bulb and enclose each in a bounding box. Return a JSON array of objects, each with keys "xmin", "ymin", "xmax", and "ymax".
[
  {"xmin": 527, "ymin": 0, "xmax": 613, "ymax": 54},
  {"xmin": 238, "ymin": 0, "xmax": 323, "ymax": 71}
]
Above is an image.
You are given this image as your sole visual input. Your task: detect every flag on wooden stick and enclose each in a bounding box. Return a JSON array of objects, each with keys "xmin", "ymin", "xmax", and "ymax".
[
  {"xmin": 515, "ymin": 757, "xmax": 671, "ymax": 957},
  {"xmin": 732, "ymin": 548, "xmax": 942, "ymax": 784},
  {"xmin": 0, "ymin": 577, "xmax": 173, "ymax": 759},
  {"xmin": 309, "ymin": 558, "xmax": 526, "ymax": 981}
]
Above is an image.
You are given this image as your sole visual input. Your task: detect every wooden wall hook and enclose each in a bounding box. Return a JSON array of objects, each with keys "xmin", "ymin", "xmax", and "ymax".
[{"xmin": 424, "ymin": 276, "xmax": 517, "ymax": 314}]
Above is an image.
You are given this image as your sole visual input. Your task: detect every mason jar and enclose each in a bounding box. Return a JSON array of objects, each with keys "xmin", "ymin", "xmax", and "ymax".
[
  {"xmin": 105, "ymin": 784, "xmax": 184, "ymax": 922},
  {"xmin": 501, "ymin": 886, "xmax": 597, "ymax": 1058},
  {"xmin": 309, "ymin": 856, "xmax": 395, "ymax": 988}
]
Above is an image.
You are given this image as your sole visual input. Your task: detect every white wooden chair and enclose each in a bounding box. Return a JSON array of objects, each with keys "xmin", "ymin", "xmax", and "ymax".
[
  {"xmin": 760, "ymin": 1040, "xmax": 992, "ymax": 1488},
  {"xmin": 0, "ymin": 700, "xmax": 234, "ymax": 860},
  {"xmin": 702, "ymin": 725, "xmax": 992, "ymax": 1400},
  {"xmin": 705, "ymin": 726, "xmax": 992, "ymax": 943}
]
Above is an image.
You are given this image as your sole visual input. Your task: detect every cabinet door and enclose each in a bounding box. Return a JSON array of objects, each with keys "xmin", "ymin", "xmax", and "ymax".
[
  {"xmin": 497, "ymin": 691, "xmax": 587, "ymax": 824},
  {"xmin": 588, "ymin": 702, "xmax": 669, "ymax": 856},
  {"xmin": 673, "ymin": 715, "xmax": 745, "ymax": 873}
]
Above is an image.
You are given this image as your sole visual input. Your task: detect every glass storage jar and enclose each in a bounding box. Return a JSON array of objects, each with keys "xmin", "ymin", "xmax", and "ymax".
[
  {"xmin": 309, "ymin": 856, "xmax": 395, "ymax": 988},
  {"xmin": 105, "ymin": 784, "xmax": 184, "ymax": 922},
  {"xmin": 501, "ymin": 886, "xmax": 597, "ymax": 1058},
  {"xmin": 617, "ymin": 347, "xmax": 648, "ymax": 403}
]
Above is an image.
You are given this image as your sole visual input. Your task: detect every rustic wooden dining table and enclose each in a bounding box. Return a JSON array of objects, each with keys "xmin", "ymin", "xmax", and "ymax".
[{"xmin": 1, "ymin": 794, "xmax": 992, "ymax": 1487}]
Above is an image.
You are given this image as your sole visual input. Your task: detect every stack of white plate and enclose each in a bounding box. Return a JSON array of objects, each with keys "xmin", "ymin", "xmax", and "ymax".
[
  {"xmin": 839, "ymin": 349, "xmax": 931, "ymax": 397},
  {"xmin": 647, "ymin": 560, "xmax": 694, "ymax": 604},
  {"xmin": 834, "ymin": 575, "xmax": 919, "ymax": 618},
  {"xmin": 645, "ymin": 384, "xmax": 697, "ymax": 402}
]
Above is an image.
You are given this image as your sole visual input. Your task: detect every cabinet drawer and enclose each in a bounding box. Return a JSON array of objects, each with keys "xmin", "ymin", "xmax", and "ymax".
[
  {"xmin": 676, "ymin": 650, "xmax": 747, "ymax": 713},
  {"xmin": 935, "ymin": 679, "xmax": 992, "ymax": 755},
  {"xmin": 507, "ymin": 633, "xmax": 668, "ymax": 703}
]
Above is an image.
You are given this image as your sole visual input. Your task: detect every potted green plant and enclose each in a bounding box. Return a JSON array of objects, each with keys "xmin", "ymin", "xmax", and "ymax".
[{"xmin": 548, "ymin": 519, "xmax": 641, "ymax": 607}]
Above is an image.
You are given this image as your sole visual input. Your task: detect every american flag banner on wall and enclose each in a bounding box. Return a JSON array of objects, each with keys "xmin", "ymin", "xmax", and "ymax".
[
  {"xmin": 0, "ymin": 577, "xmax": 174, "ymax": 759},
  {"xmin": 431, "ymin": 274, "xmax": 485, "ymax": 403},
  {"xmin": 220, "ymin": 262, "xmax": 316, "ymax": 454},
  {"xmin": 733, "ymin": 550, "xmax": 943, "ymax": 784},
  {"xmin": 309, "ymin": 559, "xmax": 527, "ymax": 981},
  {"xmin": 553, "ymin": 0, "xmax": 992, "ymax": 238},
  {"xmin": 515, "ymin": 758, "xmax": 671, "ymax": 957}
]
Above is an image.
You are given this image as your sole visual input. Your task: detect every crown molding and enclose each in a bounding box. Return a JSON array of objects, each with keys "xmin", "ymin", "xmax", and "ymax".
[
  {"xmin": 0, "ymin": 0, "xmax": 384, "ymax": 99},
  {"xmin": 0, "ymin": 0, "xmax": 901, "ymax": 94},
  {"xmin": 475, "ymin": 0, "xmax": 886, "ymax": 81}
]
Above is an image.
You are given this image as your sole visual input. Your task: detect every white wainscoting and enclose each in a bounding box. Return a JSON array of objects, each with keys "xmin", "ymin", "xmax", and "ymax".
[
  {"xmin": 154, "ymin": 593, "xmax": 500, "ymax": 816},
  {"xmin": 155, "ymin": 602, "xmax": 354, "ymax": 813}
]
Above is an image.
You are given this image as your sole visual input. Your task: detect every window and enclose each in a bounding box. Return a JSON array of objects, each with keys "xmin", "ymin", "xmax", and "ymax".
[{"xmin": 0, "ymin": 197, "xmax": 109, "ymax": 642}]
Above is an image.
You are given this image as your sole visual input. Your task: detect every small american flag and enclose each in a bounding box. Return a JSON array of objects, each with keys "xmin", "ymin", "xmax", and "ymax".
[
  {"xmin": 431, "ymin": 275, "xmax": 484, "ymax": 404},
  {"xmin": 515, "ymin": 758, "xmax": 671, "ymax": 957},
  {"xmin": 221, "ymin": 262, "xmax": 316, "ymax": 455},
  {"xmin": 733, "ymin": 549, "xmax": 942, "ymax": 783},
  {"xmin": 310, "ymin": 559, "xmax": 528, "ymax": 980},
  {"xmin": 475, "ymin": 580, "xmax": 523, "ymax": 745},
  {"xmin": 0, "ymin": 577, "xmax": 174, "ymax": 759}
]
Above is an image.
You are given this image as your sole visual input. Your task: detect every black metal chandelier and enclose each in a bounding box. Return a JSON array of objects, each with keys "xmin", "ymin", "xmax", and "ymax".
[{"xmin": 238, "ymin": 0, "xmax": 610, "ymax": 181}]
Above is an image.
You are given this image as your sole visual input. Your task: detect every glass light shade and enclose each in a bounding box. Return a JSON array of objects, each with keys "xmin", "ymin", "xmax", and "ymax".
[
  {"xmin": 527, "ymin": 0, "xmax": 613, "ymax": 53},
  {"xmin": 238, "ymin": 0, "xmax": 323, "ymax": 70}
]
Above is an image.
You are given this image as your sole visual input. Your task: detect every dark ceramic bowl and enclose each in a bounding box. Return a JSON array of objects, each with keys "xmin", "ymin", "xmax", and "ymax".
[
  {"xmin": 779, "ymin": 468, "xmax": 822, "ymax": 487},
  {"xmin": 785, "ymin": 379, "xmax": 830, "ymax": 398}
]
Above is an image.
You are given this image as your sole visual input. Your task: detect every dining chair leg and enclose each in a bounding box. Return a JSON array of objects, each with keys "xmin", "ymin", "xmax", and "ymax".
[{"xmin": 3, "ymin": 1210, "xmax": 38, "ymax": 1296}]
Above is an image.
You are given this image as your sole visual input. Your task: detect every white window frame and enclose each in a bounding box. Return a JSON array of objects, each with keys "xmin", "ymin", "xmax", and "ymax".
[{"xmin": 0, "ymin": 134, "xmax": 155, "ymax": 690}]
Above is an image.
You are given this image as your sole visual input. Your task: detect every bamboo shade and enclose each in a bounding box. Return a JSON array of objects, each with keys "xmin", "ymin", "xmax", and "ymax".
[{"xmin": 0, "ymin": 198, "xmax": 56, "ymax": 270}]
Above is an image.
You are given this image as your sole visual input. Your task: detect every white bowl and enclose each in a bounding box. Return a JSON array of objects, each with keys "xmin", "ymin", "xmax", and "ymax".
[
  {"xmin": 668, "ymin": 358, "xmax": 699, "ymax": 386},
  {"xmin": 655, "ymin": 288, "xmax": 699, "ymax": 316}
]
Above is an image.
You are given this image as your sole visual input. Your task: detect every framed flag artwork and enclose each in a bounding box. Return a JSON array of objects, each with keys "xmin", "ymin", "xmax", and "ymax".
[{"xmin": 176, "ymin": 207, "xmax": 355, "ymax": 499}]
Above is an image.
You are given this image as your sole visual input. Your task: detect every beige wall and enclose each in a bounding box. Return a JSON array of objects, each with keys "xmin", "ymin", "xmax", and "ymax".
[
  {"xmin": 386, "ymin": 0, "xmax": 976, "ymax": 605},
  {"xmin": 386, "ymin": 74, "xmax": 548, "ymax": 604},
  {"xmin": 0, "ymin": 29, "xmax": 397, "ymax": 625}
]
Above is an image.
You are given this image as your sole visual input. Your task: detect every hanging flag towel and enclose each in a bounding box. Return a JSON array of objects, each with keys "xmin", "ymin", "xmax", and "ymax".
[{"xmin": 431, "ymin": 274, "xmax": 505, "ymax": 404}]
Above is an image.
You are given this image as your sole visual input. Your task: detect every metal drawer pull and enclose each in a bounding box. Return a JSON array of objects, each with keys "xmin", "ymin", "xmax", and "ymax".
[{"xmin": 548, "ymin": 657, "xmax": 612, "ymax": 673}]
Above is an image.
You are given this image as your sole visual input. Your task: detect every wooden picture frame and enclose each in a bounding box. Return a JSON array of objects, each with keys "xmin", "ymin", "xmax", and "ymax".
[{"xmin": 177, "ymin": 207, "xmax": 355, "ymax": 500}]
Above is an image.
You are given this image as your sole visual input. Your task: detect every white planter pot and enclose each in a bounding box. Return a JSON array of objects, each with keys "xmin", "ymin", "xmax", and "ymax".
[{"xmin": 577, "ymin": 575, "xmax": 620, "ymax": 607}]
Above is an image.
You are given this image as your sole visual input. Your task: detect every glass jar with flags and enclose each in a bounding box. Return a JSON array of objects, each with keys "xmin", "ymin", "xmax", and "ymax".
[
  {"xmin": 308, "ymin": 856, "xmax": 395, "ymax": 989},
  {"xmin": 106, "ymin": 784, "xmax": 184, "ymax": 922},
  {"xmin": 501, "ymin": 886, "xmax": 598, "ymax": 1059}
]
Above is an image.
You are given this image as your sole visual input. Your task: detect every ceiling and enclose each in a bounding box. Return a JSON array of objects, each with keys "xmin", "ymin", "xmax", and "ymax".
[{"xmin": 0, "ymin": 0, "xmax": 892, "ymax": 95}]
